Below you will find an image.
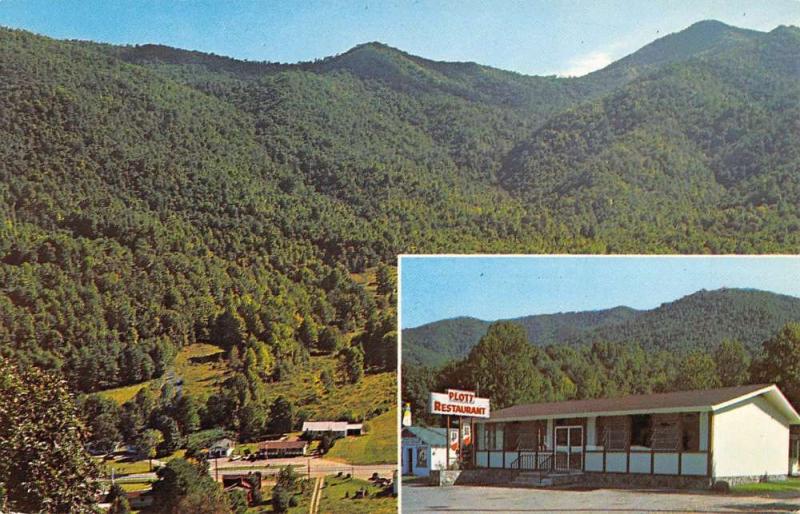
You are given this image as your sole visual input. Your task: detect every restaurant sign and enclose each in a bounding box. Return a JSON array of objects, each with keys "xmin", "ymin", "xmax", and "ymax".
[{"xmin": 429, "ymin": 388, "xmax": 490, "ymax": 418}]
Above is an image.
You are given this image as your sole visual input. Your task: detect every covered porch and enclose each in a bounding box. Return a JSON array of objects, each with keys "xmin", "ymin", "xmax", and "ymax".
[{"xmin": 474, "ymin": 411, "xmax": 711, "ymax": 477}]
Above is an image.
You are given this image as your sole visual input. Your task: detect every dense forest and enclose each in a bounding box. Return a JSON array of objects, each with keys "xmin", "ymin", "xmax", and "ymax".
[
  {"xmin": 403, "ymin": 288, "xmax": 800, "ymax": 367},
  {"xmin": 2, "ymin": 20, "xmax": 798, "ymax": 391}
]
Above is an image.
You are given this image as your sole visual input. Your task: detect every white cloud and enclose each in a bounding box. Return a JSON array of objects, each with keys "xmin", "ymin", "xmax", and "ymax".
[{"xmin": 558, "ymin": 51, "xmax": 614, "ymax": 77}]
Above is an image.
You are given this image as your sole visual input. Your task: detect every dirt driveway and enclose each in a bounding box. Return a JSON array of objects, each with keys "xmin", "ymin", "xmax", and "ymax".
[{"xmin": 402, "ymin": 480, "xmax": 800, "ymax": 513}]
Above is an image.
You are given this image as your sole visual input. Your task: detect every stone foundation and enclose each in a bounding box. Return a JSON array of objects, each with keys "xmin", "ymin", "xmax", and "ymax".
[
  {"xmin": 429, "ymin": 470, "xmax": 462, "ymax": 486},
  {"xmin": 440, "ymin": 468, "xmax": 788, "ymax": 490},
  {"xmin": 582, "ymin": 472, "xmax": 712, "ymax": 490}
]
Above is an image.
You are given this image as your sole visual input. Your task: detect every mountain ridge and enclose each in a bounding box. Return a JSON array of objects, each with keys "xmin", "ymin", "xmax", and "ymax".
[{"xmin": 403, "ymin": 288, "xmax": 800, "ymax": 368}]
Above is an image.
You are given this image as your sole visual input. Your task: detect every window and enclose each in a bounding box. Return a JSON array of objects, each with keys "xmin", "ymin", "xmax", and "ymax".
[
  {"xmin": 598, "ymin": 416, "xmax": 628, "ymax": 450},
  {"xmin": 630, "ymin": 414, "xmax": 651, "ymax": 448},
  {"xmin": 478, "ymin": 423, "xmax": 504, "ymax": 450},
  {"xmin": 417, "ymin": 447, "xmax": 427, "ymax": 468},
  {"xmin": 476, "ymin": 423, "xmax": 485, "ymax": 450},
  {"xmin": 681, "ymin": 413, "xmax": 700, "ymax": 451},
  {"xmin": 650, "ymin": 414, "xmax": 681, "ymax": 450}
]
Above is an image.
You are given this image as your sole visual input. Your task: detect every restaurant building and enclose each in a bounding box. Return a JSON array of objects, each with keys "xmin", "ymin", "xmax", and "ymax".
[{"xmin": 473, "ymin": 384, "xmax": 800, "ymax": 487}]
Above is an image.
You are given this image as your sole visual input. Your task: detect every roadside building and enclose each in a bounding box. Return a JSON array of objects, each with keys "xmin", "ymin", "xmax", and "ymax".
[
  {"xmin": 471, "ymin": 384, "xmax": 800, "ymax": 487},
  {"xmin": 302, "ymin": 421, "xmax": 363, "ymax": 438},
  {"xmin": 209, "ymin": 438, "xmax": 235, "ymax": 458},
  {"xmin": 222, "ymin": 472, "xmax": 261, "ymax": 505},
  {"xmin": 401, "ymin": 426, "xmax": 457, "ymax": 476},
  {"xmin": 257, "ymin": 440, "xmax": 308, "ymax": 458},
  {"xmin": 125, "ymin": 489, "xmax": 154, "ymax": 509}
]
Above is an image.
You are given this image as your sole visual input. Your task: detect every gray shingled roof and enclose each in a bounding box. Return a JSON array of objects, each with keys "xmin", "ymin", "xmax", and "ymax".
[
  {"xmin": 403, "ymin": 426, "xmax": 447, "ymax": 446},
  {"xmin": 489, "ymin": 384, "xmax": 773, "ymax": 421}
]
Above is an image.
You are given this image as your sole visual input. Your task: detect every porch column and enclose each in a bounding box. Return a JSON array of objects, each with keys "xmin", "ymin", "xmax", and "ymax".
[
  {"xmin": 699, "ymin": 412, "xmax": 709, "ymax": 451},
  {"xmin": 586, "ymin": 416, "xmax": 597, "ymax": 447},
  {"xmin": 546, "ymin": 419, "xmax": 554, "ymax": 450}
]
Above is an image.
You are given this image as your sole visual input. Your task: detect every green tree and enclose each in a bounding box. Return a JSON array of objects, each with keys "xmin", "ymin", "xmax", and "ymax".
[
  {"xmin": 108, "ymin": 495, "xmax": 132, "ymax": 514},
  {"xmin": 151, "ymin": 458, "xmax": 231, "ymax": 514},
  {"xmin": 673, "ymin": 350, "xmax": 721, "ymax": 391},
  {"xmin": 268, "ymin": 396, "xmax": 295, "ymax": 434},
  {"xmin": 137, "ymin": 428, "xmax": 164, "ymax": 471},
  {"xmin": 213, "ymin": 306, "xmax": 247, "ymax": 351},
  {"xmin": 81, "ymin": 394, "xmax": 122, "ymax": 454},
  {"xmin": 375, "ymin": 263, "xmax": 394, "ymax": 297},
  {"xmin": 271, "ymin": 466, "xmax": 299, "ymax": 513},
  {"xmin": 464, "ymin": 322, "xmax": 546, "ymax": 409},
  {"xmin": 298, "ymin": 318, "xmax": 319, "ymax": 349},
  {"xmin": 751, "ymin": 323, "xmax": 800, "ymax": 407},
  {"xmin": 340, "ymin": 344, "xmax": 365, "ymax": 384},
  {"xmin": 0, "ymin": 359, "xmax": 101, "ymax": 513},
  {"xmin": 714, "ymin": 340, "xmax": 751, "ymax": 387},
  {"xmin": 318, "ymin": 326, "xmax": 343, "ymax": 354},
  {"xmin": 226, "ymin": 488, "xmax": 248, "ymax": 514},
  {"xmin": 320, "ymin": 368, "xmax": 335, "ymax": 393},
  {"xmin": 156, "ymin": 416, "xmax": 183, "ymax": 456},
  {"xmin": 174, "ymin": 394, "xmax": 202, "ymax": 434}
]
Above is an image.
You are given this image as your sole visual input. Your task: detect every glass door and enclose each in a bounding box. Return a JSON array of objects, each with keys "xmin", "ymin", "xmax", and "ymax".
[{"xmin": 554, "ymin": 426, "xmax": 583, "ymax": 472}]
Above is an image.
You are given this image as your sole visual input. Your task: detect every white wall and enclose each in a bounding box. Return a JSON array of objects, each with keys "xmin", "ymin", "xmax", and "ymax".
[
  {"xmin": 586, "ymin": 417, "xmax": 597, "ymax": 446},
  {"xmin": 713, "ymin": 396, "xmax": 790, "ymax": 478},
  {"xmin": 401, "ymin": 442, "xmax": 450, "ymax": 477}
]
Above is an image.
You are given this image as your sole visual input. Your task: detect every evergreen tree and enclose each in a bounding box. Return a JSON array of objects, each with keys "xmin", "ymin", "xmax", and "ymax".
[
  {"xmin": 156, "ymin": 416, "xmax": 183, "ymax": 456},
  {"xmin": 714, "ymin": 340, "xmax": 751, "ymax": 387},
  {"xmin": 340, "ymin": 345, "xmax": 365, "ymax": 384},
  {"xmin": 375, "ymin": 263, "xmax": 394, "ymax": 297},
  {"xmin": 174, "ymin": 395, "xmax": 201, "ymax": 434},
  {"xmin": 267, "ymin": 396, "xmax": 295, "ymax": 435},
  {"xmin": 298, "ymin": 318, "xmax": 319, "ymax": 349},
  {"xmin": 672, "ymin": 350, "xmax": 721, "ymax": 391},
  {"xmin": 318, "ymin": 327, "xmax": 343, "ymax": 354}
]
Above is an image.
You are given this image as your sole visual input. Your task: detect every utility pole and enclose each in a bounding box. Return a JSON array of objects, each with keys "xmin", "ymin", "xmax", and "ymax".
[
  {"xmin": 457, "ymin": 416, "xmax": 462, "ymax": 466},
  {"xmin": 446, "ymin": 415, "xmax": 451, "ymax": 469}
]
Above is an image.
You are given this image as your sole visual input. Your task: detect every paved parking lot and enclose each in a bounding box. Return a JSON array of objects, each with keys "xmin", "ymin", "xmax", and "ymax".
[{"xmin": 402, "ymin": 481, "xmax": 800, "ymax": 513}]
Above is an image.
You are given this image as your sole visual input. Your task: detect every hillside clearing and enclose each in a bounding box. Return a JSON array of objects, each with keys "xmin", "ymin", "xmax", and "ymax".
[{"xmin": 325, "ymin": 407, "xmax": 397, "ymax": 465}]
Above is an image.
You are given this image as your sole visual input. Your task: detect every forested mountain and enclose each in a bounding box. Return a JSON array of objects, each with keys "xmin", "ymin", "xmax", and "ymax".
[
  {"xmin": 501, "ymin": 23, "xmax": 800, "ymax": 252},
  {"xmin": 403, "ymin": 289, "xmax": 800, "ymax": 367},
  {"xmin": 1, "ymin": 20, "xmax": 798, "ymax": 402}
]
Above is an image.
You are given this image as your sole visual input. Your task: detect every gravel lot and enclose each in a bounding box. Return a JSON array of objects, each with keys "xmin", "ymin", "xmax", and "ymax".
[{"xmin": 402, "ymin": 480, "xmax": 800, "ymax": 513}]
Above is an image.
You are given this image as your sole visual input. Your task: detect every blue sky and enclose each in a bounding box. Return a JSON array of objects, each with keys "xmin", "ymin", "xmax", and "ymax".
[
  {"xmin": 1, "ymin": 1, "xmax": 798, "ymax": 76},
  {"xmin": 400, "ymin": 256, "xmax": 800, "ymax": 328}
]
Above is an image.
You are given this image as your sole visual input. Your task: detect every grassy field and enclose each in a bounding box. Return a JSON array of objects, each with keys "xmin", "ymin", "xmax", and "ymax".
[
  {"xmin": 115, "ymin": 480, "xmax": 155, "ymax": 492},
  {"xmin": 326, "ymin": 407, "xmax": 397, "ymax": 465},
  {"xmin": 97, "ymin": 380, "xmax": 153, "ymax": 404},
  {"xmin": 97, "ymin": 449, "xmax": 186, "ymax": 477},
  {"xmin": 99, "ymin": 343, "xmax": 230, "ymax": 405},
  {"xmin": 317, "ymin": 475, "xmax": 396, "ymax": 514},
  {"xmin": 262, "ymin": 354, "xmax": 395, "ymax": 422},
  {"xmin": 172, "ymin": 342, "xmax": 230, "ymax": 401},
  {"xmin": 731, "ymin": 477, "xmax": 800, "ymax": 496}
]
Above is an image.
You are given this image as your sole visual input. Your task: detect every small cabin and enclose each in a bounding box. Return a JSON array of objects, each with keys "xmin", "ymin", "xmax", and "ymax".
[{"xmin": 209, "ymin": 438, "xmax": 235, "ymax": 458}]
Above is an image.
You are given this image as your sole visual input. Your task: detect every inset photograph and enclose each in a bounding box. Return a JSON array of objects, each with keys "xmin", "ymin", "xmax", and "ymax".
[{"xmin": 401, "ymin": 256, "xmax": 800, "ymax": 512}]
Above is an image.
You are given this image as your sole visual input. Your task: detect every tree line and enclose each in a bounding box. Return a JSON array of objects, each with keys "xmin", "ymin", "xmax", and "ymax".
[{"xmin": 404, "ymin": 321, "xmax": 800, "ymax": 426}]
